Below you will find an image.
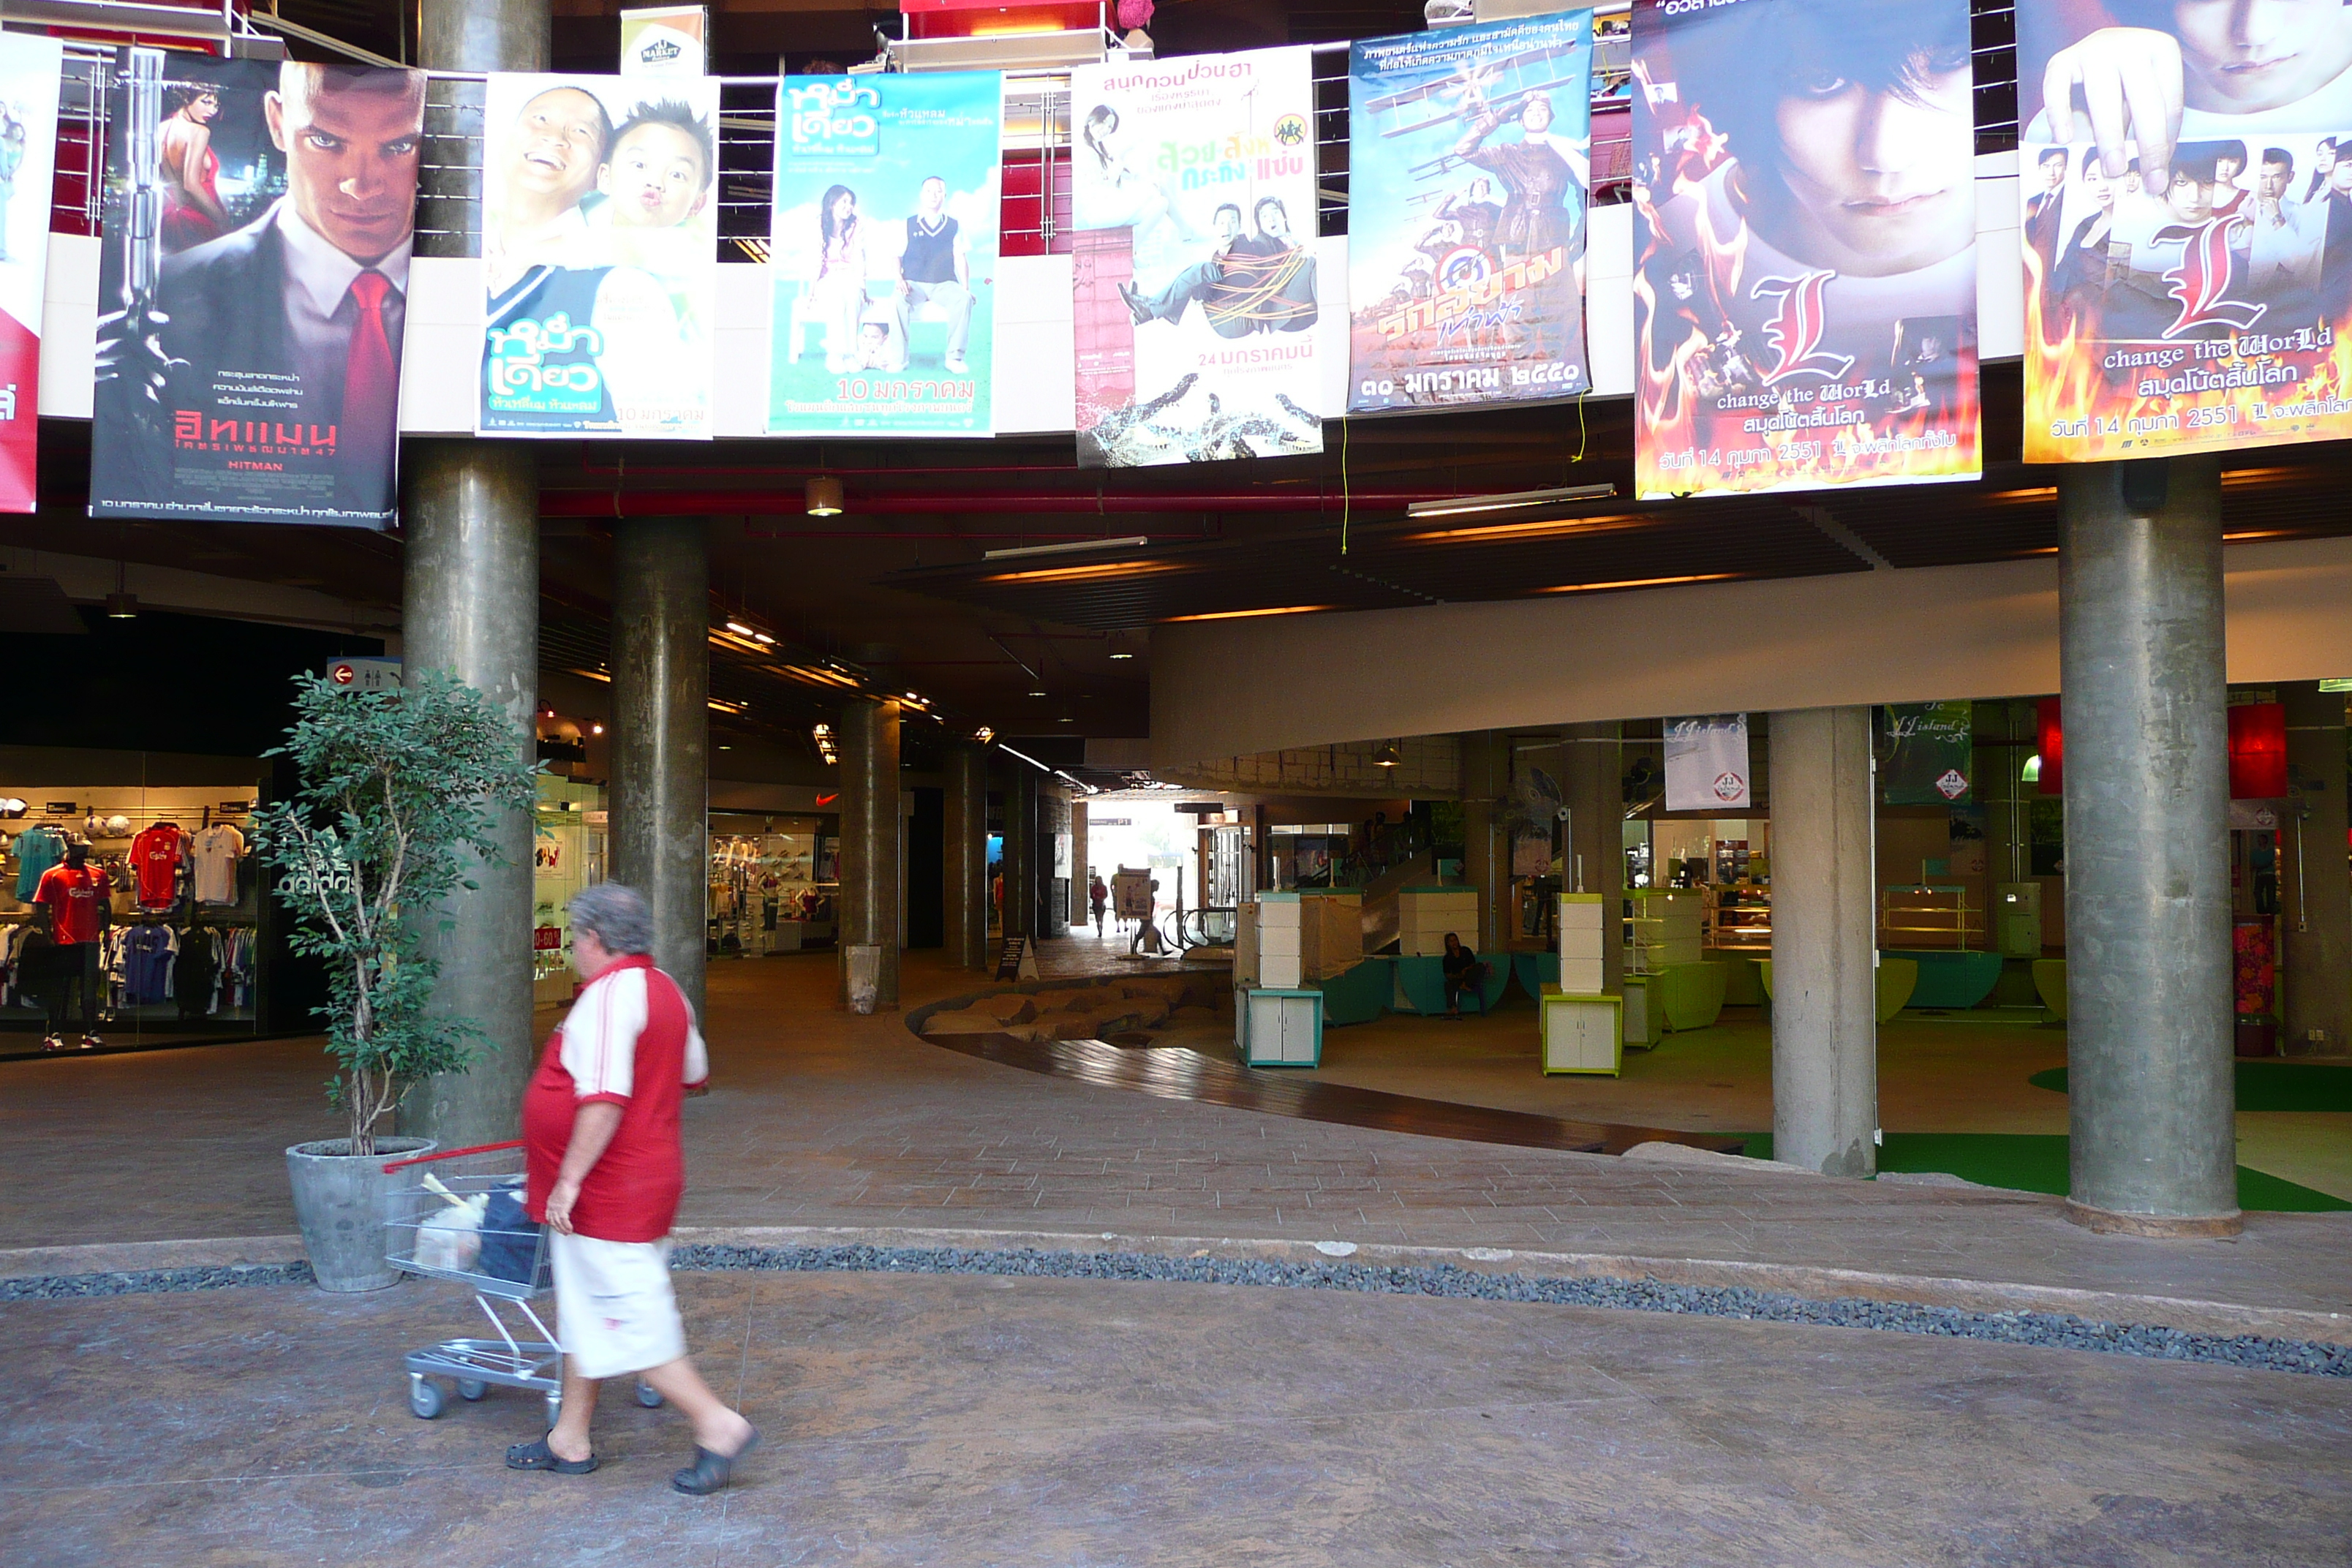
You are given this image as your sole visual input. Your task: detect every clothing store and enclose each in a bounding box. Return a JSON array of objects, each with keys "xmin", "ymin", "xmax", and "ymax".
[
  {"xmin": 709, "ymin": 810, "xmax": 840, "ymax": 957},
  {"xmin": 0, "ymin": 747, "xmax": 270, "ymax": 1057}
]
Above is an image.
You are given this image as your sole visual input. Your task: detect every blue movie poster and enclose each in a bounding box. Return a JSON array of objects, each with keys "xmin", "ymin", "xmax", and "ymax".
[
  {"xmin": 1348, "ymin": 12, "xmax": 1592, "ymax": 414},
  {"xmin": 767, "ymin": 70, "xmax": 1002, "ymax": 437}
]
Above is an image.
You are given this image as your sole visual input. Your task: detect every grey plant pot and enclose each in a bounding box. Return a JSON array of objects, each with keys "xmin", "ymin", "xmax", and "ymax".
[{"xmin": 286, "ymin": 1137, "xmax": 435, "ymax": 1292}]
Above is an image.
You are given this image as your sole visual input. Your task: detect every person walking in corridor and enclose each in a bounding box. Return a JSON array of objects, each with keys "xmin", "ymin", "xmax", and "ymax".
[
  {"xmin": 506, "ymin": 882, "xmax": 759, "ymax": 1496},
  {"xmin": 1088, "ymin": 870, "xmax": 1108, "ymax": 936}
]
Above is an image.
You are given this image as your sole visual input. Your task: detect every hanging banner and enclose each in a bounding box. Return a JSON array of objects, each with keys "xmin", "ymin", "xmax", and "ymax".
[
  {"xmin": 0, "ymin": 34, "xmax": 59, "ymax": 513},
  {"xmin": 1880, "ymin": 700, "xmax": 1973, "ymax": 805},
  {"xmin": 2017, "ymin": 4, "xmax": 2352, "ymax": 461},
  {"xmin": 619, "ymin": 7, "xmax": 708, "ymax": 77},
  {"xmin": 89, "ymin": 51, "xmax": 426, "ymax": 527},
  {"xmin": 1071, "ymin": 48, "xmax": 1323, "ymax": 467},
  {"xmin": 1629, "ymin": 0, "xmax": 1980, "ymax": 497},
  {"xmin": 767, "ymin": 70, "xmax": 1001, "ymax": 437},
  {"xmin": 1346, "ymin": 12, "xmax": 1592, "ymax": 414},
  {"xmin": 1664, "ymin": 714, "xmax": 1751, "ymax": 812},
  {"xmin": 477, "ymin": 73, "xmax": 719, "ymax": 439}
]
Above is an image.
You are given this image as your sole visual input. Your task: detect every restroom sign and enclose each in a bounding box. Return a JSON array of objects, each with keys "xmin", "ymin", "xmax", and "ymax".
[{"xmin": 323, "ymin": 657, "xmax": 402, "ymax": 693}]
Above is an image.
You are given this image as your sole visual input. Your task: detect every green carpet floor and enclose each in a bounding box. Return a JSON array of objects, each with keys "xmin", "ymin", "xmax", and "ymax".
[
  {"xmin": 2029, "ymin": 1060, "xmax": 2352, "ymax": 1112},
  {"xmin": 1735, "ymin": 1132, "xmax": 2352, "ymax": 1213}
]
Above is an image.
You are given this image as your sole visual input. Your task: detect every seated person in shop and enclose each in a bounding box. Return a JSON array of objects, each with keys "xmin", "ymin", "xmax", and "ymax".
[{"xmin": 1440, "ymin": 932, "xmax": 1488, "ymax": 1019}]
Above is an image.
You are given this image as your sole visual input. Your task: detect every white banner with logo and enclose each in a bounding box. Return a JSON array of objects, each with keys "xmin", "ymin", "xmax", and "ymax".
[{"xmin": 1664, "ymin": 714, "xmax": 1752, "ymax": 812}]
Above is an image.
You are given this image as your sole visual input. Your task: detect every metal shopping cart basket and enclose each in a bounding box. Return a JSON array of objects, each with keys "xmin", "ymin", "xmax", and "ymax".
[{"xmin": 382, "ymin": 1140, "xmax": 662, "ymax": 1422}]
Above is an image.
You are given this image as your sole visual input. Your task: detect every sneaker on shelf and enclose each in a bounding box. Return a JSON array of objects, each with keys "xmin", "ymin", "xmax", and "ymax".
[
  {"xmin": 78, "ymin": 1034, "xmax": 102, "ymax": 1050},
  {"xmin": 40, "ymin": 1034, "xmax": 65, "ymax": 1052}
]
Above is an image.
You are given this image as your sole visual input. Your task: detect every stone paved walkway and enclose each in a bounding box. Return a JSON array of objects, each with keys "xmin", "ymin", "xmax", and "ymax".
[{"xmin": 4, "ymin": 946, "xmax": 2348, "ymax": 1320}]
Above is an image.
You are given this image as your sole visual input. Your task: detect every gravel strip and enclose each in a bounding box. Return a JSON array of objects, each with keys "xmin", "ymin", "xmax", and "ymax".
[
  {"xmin": 1, "ymin": 1262, "xmax": 312, "ymax": 1300},
  {"xmin": 7, "ymin": 1245, "xmax": 2345, "ymax": 1382}
]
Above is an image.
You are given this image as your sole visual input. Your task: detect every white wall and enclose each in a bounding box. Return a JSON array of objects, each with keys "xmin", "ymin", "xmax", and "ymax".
[{"xmin": 37, "ymin": 163, "xmax": 2031, "ymax": 430}]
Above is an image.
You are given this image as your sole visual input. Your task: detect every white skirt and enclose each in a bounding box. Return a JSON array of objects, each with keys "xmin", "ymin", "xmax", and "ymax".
[{"xmin": 550, "ymin": 1231, "xmax": 686, "ymax": 1380}]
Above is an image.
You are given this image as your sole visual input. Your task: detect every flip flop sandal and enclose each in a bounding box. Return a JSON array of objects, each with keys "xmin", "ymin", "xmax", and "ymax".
[
  {"xmin": 671, "ymin": 1426, "xmax": 760, "ymax": 1496},
  {"xmin": 506, "ymin": 1436, "xmax": 598, "ymax": 1475}
]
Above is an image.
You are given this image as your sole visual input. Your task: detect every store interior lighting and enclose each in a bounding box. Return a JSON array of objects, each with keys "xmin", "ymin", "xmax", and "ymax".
[
  {"xmin": 973, "ymin": 726, "xmax": 995, "ymax": 744},
  {"xmin": 105, "ymin": 592, "xmax": 138, "ymax": 619},
  {"xmin": 1404, "ymin": 483, "xmax": 1616, "ymax": 519},
  {"xmin": 2020, "ymin": 753, "xmax": 2042, "ymax": 783},
  {"xmin": 804, "ymin": 476, "xmax": 844, "ymax": 516},
  {"xmin": 982, "ymin": 535, "xmax": 1152, "ymax": 562},
  {"xmin": 1374, "ymin": 743, "xmax": 1402, "ymax": 769}
]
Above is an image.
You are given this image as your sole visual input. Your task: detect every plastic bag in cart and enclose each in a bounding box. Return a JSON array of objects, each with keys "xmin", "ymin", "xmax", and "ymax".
[{"xmin": 477, "ymin": 1188, "xmax": 549, "ymax": 1288}]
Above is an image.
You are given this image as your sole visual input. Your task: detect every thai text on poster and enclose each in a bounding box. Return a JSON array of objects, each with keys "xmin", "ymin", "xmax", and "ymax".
[
  {"xmin": 2018, "ymin": 1, "xmax": 2352, "ymax": 461},
  {"xmin": 1070, "ymin": 48, "xmax": 1323, "ymax": 467},
  {"xmin": 1629, "ymin": 0, "xmax": 1980, "ymax": 497},
  {"xmin": 768, "ymin": 70, "xmax": 1001, "ymax": 437},
  {"xmin": 90, "ymin": 50, "xmax": 425, "ymax": 527},
  {"xmin": 0, "ymin": 33, "xmax": 59, "ymax": 513},
  {"xmin": 478, "ymin": 73, "xmax": 719, "ymax": 439},
  {"xmin": 1347, "ymin": 11, "xmax": 1592, "ymax": 414}
]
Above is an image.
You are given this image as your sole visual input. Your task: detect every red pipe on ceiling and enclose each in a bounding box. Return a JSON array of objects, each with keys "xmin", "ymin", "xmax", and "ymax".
[{"xmin": 540, "ymin": 490, "xmax": 1452, "ymax": 517}]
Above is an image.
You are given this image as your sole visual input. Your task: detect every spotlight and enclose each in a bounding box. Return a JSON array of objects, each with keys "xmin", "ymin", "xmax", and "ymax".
[
  {"xmin": 805, "ymin": 476, "xmax": 843, "ymax": 516},
  {"xmin": 105, "ymin": 592, "xmax": 138, "ymax": 619},
  {"xmin": 973, "ymin": 726, "xmax": 995, "ymax": 744},
  {"xmin": 1373, "ymin": 743, "xmax": 1402, "ymax": 769},
  {"xmin": 1028, "ymin": 687, "xmax": 1048, "ymax": 698}
]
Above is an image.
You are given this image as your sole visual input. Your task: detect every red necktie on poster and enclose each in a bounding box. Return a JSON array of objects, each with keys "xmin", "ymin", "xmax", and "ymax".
[{"xmin": 342, "ymin": 270, "xmax": 396, "ymax": 489}]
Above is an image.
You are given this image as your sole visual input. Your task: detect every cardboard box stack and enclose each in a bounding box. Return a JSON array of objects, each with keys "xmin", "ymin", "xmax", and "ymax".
[{"xmin": 1397, "ymin": 887, "xmax": 1480, "ymax": 957}]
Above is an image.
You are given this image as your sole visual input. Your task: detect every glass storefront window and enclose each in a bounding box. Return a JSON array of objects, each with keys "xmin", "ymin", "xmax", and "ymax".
[
  {"xmin": 532, "ymin": 777, "xmax": 607, "ymax": 1004},
  {"xmin": 709, "ymin": 813, "xmax": 837, "ymax": 957}
]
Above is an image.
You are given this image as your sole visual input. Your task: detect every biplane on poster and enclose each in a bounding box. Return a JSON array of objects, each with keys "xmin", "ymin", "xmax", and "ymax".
[
  {"xmin": 477, "ymin": 73, "xmax": 720, "ymax": 439},
  {"xmin": 766, "ymin": 69, "xmax": 1003, "ymax": 437},
  {"xmin": 1070, "ymin": 48, "xmax": 1322, "ymax": 468},
  {"xmin": 0, "ymin": 32, "xmax": 60, "ymax": 513},
  {"xmin": 1347, "ymin": 11, "xmax": 1593, "ymax": 415},
  {"xmin": 89, "ymin": 50, "xmax": 426, "ymax": 527},
  {"xmin": 1629, "ymin": 0, "xmax": 1980, "ymax": 497},
  {"xmin": 2018, "ymin": 1, "xmax": 2352, "ymax": 461}
]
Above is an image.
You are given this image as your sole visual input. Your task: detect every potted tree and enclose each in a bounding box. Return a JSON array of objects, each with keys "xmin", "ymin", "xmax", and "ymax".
[{"xmin": 258, "ymin": 671, "xmax": 539, "ymax": 1292}]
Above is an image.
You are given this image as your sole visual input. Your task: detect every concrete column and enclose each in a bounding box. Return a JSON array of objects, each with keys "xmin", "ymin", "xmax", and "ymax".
[
  {"xmin": 609, "ymin": 518, "xmax": 707, "ymax": 1019},
  {"xmin": 1459, "ymin": 731, "xmax": 1509, "ymax": 955},
  {"xmin": 838, "ymin": 698, "xmax": 902, "ymax": 1006},
  {"xmin": 943, "ymin": 742, "xmax": 987, "ymax": 968},
  {"xmin": 2284, "ymin": 684, "xmax": 2351, "ymax": 1055},
  {"xmin": 2059, "ymin": 457, "xmax": 2238, "ymax": 1235},
  {"xmin": 1768, "ymin": 706, "xmax": 1877, "ymax": 1178},
  {"xmin": 399, "ymin": 442, "xmax": 539, "ymax": 1148},
  {"xmin": 421, "ymin": 0, "xmax": 546, "ymax": 72},
  {"xmin": 1069, "ymin": 800, "xmax": 1090, "ymax": 926},
  {"xmin": 1003, "ymin": 766, "xmax": 1036, "ymax": 938},
  {"xmin": 1563, "ymin": 721, "xmax": 1625, "ymax": 997}
]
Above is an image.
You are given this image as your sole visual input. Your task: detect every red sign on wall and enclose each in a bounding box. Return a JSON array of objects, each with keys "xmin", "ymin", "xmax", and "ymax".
[{"xmin": 533, "ymin": 926, "xmax": 563, "ymax": 952}]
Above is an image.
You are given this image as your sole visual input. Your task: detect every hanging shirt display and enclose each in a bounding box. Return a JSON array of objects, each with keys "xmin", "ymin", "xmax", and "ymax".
[
  {"xmin": 131, "ymin": 823, "xmax": 187, "ymax": 909},
  {"xmin": 192, "ymin": 823, "xmax": 246, "ymax": 905},
  {"xmin": 12, "ymin": 823, "xmax": 66, "ymax": 900},
  {"xmin": 34, "ymin": 861, "xmax": 110, "ymax": 946}
]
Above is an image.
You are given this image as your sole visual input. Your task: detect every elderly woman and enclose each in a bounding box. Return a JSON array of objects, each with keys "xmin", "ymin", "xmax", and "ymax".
[{"xmin": 505, "ymin": 882, "xmax": 758, "ymax": 1496}]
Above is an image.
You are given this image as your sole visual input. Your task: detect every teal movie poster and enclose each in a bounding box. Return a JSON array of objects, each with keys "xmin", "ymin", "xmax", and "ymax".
[
  {"xmin": 1348, "ymin": 12, "xmax": 1592, "ymax": 414},
  {"xmin": 767, "ymin": 70, "xmax": 1002, "ymax": 437}
]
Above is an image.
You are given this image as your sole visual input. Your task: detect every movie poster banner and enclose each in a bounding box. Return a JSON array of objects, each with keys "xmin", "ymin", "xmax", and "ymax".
[
  {"xmin": 1347, "ymin": 12, "xmax": 1592, "ymax": 415},
  {"xmin": 1071, "ymin": 48, "xmax": 1322, "ymax": 467},
  {"xmin": 89, "ymin": 50, "xmax": 424, "ymax": 527},
  {"xmin": 0, "ymin": 33, "xmax": 60, "ymax": 513},
  {"xmin": 767, "ymin": 70, "xmax": 1001, "ymax": 437},
  {"xmin": 477, "ymin": 73, "xmax": 719, "ymax": 439},
  {"xmin": 2017, "ymin": 3, "xmax": 2352, "ymax": 461},
  {"xmin": 1629, "ymin": 0, "xmax": 1980, "ymax": 497},
  {"xmin": 1664, "ymin": 713, "xmax": 1751, "ymax": 813}
]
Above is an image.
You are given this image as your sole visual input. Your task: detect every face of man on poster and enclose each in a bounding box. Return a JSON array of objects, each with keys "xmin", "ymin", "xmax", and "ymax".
[{"xmin": 265, "ymin": 72, "xmax": 422, "ymax": 267}]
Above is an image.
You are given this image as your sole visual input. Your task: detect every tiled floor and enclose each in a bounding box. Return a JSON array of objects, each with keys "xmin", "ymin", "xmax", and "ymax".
[
  {"xmin": 7, "ymin": 1267, "xmax": 2351, "ymax": 1567},
  {"xmin": 4, "ymin": 944, "xmax": 2349, "ymax": 1316}
]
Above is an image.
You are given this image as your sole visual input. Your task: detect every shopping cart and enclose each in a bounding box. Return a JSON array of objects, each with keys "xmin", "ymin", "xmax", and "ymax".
[{"xmin": 382, "ymin": 1140, "xmax": 662, "ymax": 1422}]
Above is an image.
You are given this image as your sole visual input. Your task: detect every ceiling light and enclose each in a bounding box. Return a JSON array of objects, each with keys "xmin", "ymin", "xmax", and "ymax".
[
  {"xmin": 1161, "ymin": 605, "xmax": 1333, "ymax": 622},
  {"xmin": 590, "ymin": 723, "xmax": 604, "ymax": 736},
  {"xmin": 973, "ymin": 726, "xmax": 995, "ymax": 744},
  {"xmin": 805, "ymin": 476, "xmax": 844, "ymax": 516},
  {"xmin": 1058, "ymin": 716, "xmax": 1074, "ymax": 723},
  {"xmin": 1374, "ymin": 744, "xmax": 1402, "ymax": 769},
  {"xmin": 1404, "ymin": 515, "xmax": 1652, "ymax": 545},
  {"xmin": 1028, "ymin": 687, "xmax": 1048, "ymax": 698},
  {"xmin": 751, "ymin": 630, "xmax": 775, "ymax": 645},
  {"xmin": 981, "ymin": 535, "xmax": 1153, "ymax": 562},
  {"xmin": 1406, "ymin": 483, "xmax": 1616, "ymax": 519},
  {"xmin": 1106, "ymin": 631, "xmax": 1140, "ymax": 660},
  {"xmin": 725, "ymin": 620, "xmax": 755, "ymax": 636},
  {"xmin": 1108, "ymin": 647, "xmax": 1136, "ymax": 660},
  {"xmin": 105, "ymin": 592, "xmax": 138, "ymax": 619},
  {"xmin": 980, "ymin": 559, "xmax": 1187, "ymax": 585},
  {"xmin": 1537, "ymin": 573, "xmax": 1738, "ymax": 595}
]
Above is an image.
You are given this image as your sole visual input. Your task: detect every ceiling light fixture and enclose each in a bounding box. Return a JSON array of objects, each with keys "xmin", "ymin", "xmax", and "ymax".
[
  {"xmin": 1373, "ymin": 743, "xmax": 1402, "ymax": 769},
  {"xmin": 1404, "ymin": 515, "xmax": 1652, "ymax": 546},
  {"xmin": 105, "ymin": 592, "xmax": 139, "ymax": 619},
  {"xmin": 1028, "ymin": 687, "xmax": 1048, "ymax": 698},
  {"xmin": 1405, "ymin": 483, "xmax": 1616, "ymax": 519},
  {"xmin": 973, "ymin": 726, "xmax": 995, "ymax": 744},
  {"xmin": 980, "ymin": 559, "xmax": 1187, "ymax": 585},
  {"xmin": 1538, "ymin": 573, "xmax": 1739, "ymax": 595},
  {"xmin": 1106, "ymin": 631, "xmax": 1140, "ymax": 660},
  {"xmin": 981, "ymin": 535, "xmax": 1153, "ymax": 562},
  {"xmin": 1161, "ymin": 605, "xmax": 1333, "ymax": 622},
  {"xmin": 805, "ymin": 476, "xmax": 844, "ymax": 516},
  {"xmin": 725, "ymin": 620, "xmax": 755, "ymax": 636}
]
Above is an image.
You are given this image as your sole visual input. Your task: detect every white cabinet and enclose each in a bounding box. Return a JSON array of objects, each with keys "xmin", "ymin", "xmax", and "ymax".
[
  {"xmin": 1240, "ymin": 988, "xmax": 1324, "ymax": 1068},
  {"xmin": 1542, "ymin": 992, "xmax": 1623, "ymax": 1076}
]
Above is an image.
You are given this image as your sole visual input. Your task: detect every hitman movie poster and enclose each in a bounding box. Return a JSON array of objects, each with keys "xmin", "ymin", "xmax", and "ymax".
[
  {"xmin": 1346, "ymin": 11, "xmax": 1593, "ymax": 415},
  {"xmin": 89, "ymin": 48, "xmax": 425, "ymax": 528},
  {"xmin": 1629, "ymin": 0, "xmax": 1981, "ymax": 497},
  {"xmin": 2019, "ymin": 0, "xmax": 2352, "ymax": 461},
  {"xmin": 1069, "ymin": 48, "xmax": 1323, "ymax": 467}
]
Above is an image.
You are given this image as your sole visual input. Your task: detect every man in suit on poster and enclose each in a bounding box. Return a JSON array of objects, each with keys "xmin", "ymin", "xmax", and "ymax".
[{"xmin": 153, "ymin": 63, "xmax": 423, "ymax": 520}]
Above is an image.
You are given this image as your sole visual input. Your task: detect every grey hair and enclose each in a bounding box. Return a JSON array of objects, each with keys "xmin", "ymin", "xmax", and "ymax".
[{"xmin": 570, "ymin": 882, "xmax": 654, "ymax": 955}]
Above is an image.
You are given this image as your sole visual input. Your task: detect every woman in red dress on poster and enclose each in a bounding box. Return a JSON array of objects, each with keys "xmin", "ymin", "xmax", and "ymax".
[{"xmin": 159, "ymin": 83, "xmax": 229, "ymax": 252}]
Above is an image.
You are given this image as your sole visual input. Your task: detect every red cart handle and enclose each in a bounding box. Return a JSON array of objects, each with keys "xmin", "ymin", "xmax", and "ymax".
[{"xmin": 382, "ymin": 1139, "xmax": 524, "ymax": 1173}]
